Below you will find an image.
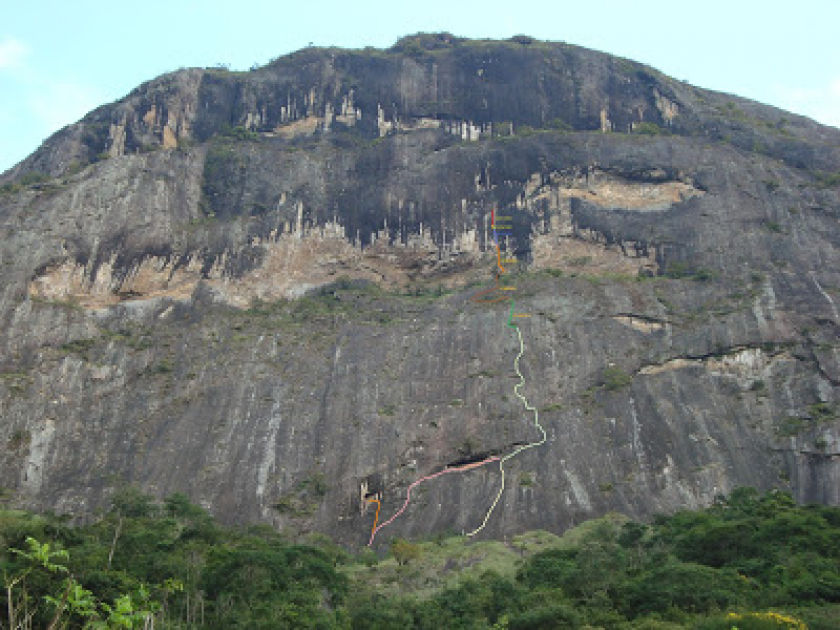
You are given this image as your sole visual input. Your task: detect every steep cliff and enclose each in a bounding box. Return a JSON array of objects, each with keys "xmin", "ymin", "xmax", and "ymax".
[{"xmin": 1, "ymin": 34, "xmax": 839, "ymax": 548}]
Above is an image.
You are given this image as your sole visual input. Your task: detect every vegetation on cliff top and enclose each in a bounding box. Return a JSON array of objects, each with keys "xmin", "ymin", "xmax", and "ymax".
[{"xmin": 0, "ymin": 487, "xmax": 838, "ymax": 628}]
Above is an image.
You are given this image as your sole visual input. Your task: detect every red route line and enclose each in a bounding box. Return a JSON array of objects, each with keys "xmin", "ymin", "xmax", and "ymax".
[
  {"xmin": 470, "ymin": 272, "xmax": 509, "ymax": 304},
  {"xmin": 368, "ymin": 455, "xmax": 501, "ymax": 546},
  {"xmin": 365, "ymin": 206, "xmax": 508, "ymax": 546}
]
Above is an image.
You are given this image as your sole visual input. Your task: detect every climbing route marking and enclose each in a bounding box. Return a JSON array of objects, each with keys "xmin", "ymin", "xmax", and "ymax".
[
  {"xmin": 466, "ymin": 206, "xmax": 548, "ymax": 536},
  {"xmin": 495, "ymin": 243, "xmax": 507, "ymax": 273},
  {"xmin": 471, "ymin": 270, "xmax": 510, "ymax": 304},
  {"xmin": 365, "ymin": 498, "xmax": 381, "ymax": 541},
  {"xmin": 367, "ymin": 455, "xmax": 500, "ymax": 546},
  {"xmin": 362, "ymin": 204, "xmax": 548, "ymax": 545},
  {"xmin": 467, "ymin": 299, "xmax": 548, "ymax": 537}
]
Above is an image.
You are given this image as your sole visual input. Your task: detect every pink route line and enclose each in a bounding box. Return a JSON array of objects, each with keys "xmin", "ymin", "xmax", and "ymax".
[{"xmin": 368, "ymin": 455, "xmax": 501, "ymax": 546}]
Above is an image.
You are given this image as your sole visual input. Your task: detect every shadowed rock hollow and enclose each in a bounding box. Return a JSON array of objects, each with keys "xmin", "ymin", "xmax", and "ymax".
[{"xmin": 1, "ymin": 33, "xmax": 839, "ymax": 548}]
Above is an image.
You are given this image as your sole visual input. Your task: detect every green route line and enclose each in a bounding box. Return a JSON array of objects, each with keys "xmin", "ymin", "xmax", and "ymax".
[
  {"xmin": 363, "ymin": 258, "xmax": 546, "ymax": 544},
  {"xmin": 467, "ymin": 298, "xmax": 548, "ymax": 537}
]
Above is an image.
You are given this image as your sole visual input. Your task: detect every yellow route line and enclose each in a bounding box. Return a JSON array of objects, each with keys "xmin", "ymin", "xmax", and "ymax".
[{"xmin": 467, "ymin": 300, "xmax": 547, "ymax": 537}]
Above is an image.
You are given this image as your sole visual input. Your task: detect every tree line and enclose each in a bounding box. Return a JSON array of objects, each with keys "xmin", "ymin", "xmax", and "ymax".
[{"xmin": 1, "ymin": 487, "xmax": 838, "ymax": 628}]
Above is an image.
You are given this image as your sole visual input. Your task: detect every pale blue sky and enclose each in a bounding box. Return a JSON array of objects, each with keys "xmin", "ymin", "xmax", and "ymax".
[{"xmin": 1, "ymin": 0, "xmax": 838, "ymax": 173}]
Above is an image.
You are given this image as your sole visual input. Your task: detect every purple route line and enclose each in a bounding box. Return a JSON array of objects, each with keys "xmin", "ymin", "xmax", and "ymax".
[{"xmin": 368, "ymin": 455, "xmax": 501, "ymax": 546}]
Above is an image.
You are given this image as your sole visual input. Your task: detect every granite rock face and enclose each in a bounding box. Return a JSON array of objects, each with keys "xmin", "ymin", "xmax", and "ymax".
[{"xmin": 1, "ymin": 34, "xmax": 839, "ymax": 547}]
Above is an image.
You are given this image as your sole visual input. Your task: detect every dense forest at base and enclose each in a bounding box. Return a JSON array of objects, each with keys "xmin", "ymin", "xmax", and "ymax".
[{"xmin": 0, "ymin": 488, "xmax": 838, "ymax": 629}]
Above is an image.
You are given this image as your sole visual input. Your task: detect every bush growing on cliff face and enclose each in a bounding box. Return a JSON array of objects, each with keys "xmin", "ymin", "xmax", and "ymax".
[
  {"xmin": 602, "ymin": 366, "xmax": 632, "ymax": 390},
  {"xmin": 664, "ymin": 261, "xmax": 716, "ymax": 281},
  {"xmin": 19, "ymin": 172, "xmax": 50, "ymax": 186},
  {"xmin": 633, "ymin": 122, "xmax": 668, "ymax": 135},
  {"xmin": 0, "ymin": 182, "xmax": 22, "ymax": 194},
  {"xmin": 493, "ymin": 121, "xmax": 513, "ymax": 136},
  {"xmin": 66, "ymin": 161, "xmax": 86, "ymax": 176},
  {"xmin": 814, "ymin": 171, "xmax": 840, "ymax": 188},
  {"xmin": 217, "ymin": 124, "xmax": 260, "ymax": 141},
  {"xmin": 548, "ymin": 118, "xmax": 573, "ymax": 132}
]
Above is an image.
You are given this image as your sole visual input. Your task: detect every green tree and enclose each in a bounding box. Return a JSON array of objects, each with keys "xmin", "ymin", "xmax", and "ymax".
[
  {"xmin": 4, "ymin": 536, "xmax": 68, "ymax": 629},
  {"xmin": 622, "ymin": 559, "xmax": 751, "ymax": 615},
  {"xmin": 390, "ymin": 538, "xmax": 421, "ymax": 566}
]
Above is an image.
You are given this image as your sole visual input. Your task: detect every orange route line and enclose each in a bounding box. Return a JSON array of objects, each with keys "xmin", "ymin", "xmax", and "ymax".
[
  {"xmin": 496, "ymin": 242, "xmax": 507, "ymax": 273},
  {"xmin": 471, "ymin": 238, "xmax": 511, "ymax": 304},
  {"xmin": 362, "ymin": 206, "xmax": 514, "ymax": 546},
  {"xmin": 365, "ymin": 498, "xmax": 381, "ymax": 541},
  {"xmin": 491, "ymin": 206, "xmax": 506, "ymax": 273}
]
